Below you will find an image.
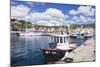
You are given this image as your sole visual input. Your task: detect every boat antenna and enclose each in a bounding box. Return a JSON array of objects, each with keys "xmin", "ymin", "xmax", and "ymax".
[{"xmin": 59, "ymin": 18, "xmax": 64, "ymax": 34}]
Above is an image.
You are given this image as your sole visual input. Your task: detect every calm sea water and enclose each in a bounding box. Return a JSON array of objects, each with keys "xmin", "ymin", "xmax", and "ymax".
[{"xmin": 11, "ymin": 34, "xmax": 87, "ymax": 66}]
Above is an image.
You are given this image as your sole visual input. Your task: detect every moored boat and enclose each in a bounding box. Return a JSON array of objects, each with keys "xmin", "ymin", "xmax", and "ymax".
[{"xmin": 41, "ymin": 34, "xmax": 76, "ymax": 63}]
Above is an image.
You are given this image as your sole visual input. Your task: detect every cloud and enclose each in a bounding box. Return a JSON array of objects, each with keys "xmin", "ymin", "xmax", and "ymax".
[
  {"xmin": 88, "ymin": 17, "xmax": 95, "ymax": 23},
  {"xmin": 79, "ymin": 15, "xmax": 87, "ymax": 22},
  {"xmin": 45, "ymin": 8, "xmax": 64, "ymax": 19},
  {"xmin": 37, "ymin": 20, "xmax": 55, "ymax": 26},
  {"xmin": 11, "ymin": 5, "xmax": 65, "ymax": 25},
  {"xmin": 26, "ymin": 1, "xmax": 46, "ymax": 7},
  {"xmin": 79, "ymin": 15, "xmax": 95, "ymax": 24},
  {"xmin": 71, "ymin": 15, "xmax": 95, "ymax": 24},
  {"xmin": 69, "ymin": 10, "xmax": 77, "ymax": 15},
  {"xmin": 72, "ymin": 16, "xmax": 80, "ymax": 22},
  {"xmin": 11, "ymin": 4, "xmax": 95, "ymax": 25},
  {"xmin": 69, "ymin": 6, "xmax": 95, "ymax": 24},
  {"xmin": 37, "ymin": 20, "xmax": 48, "ymax": 25},
  {"xmin": 24, "ymin": 8, "xmax": 65, "ymax": 26},
  {"xmin": 65, "ymin": 15, "xmax": 69, "ymax": 19},
  {"xmin": 26, "ymin": 2, "xmax": 35, "ymax": 6},
  {"xmin": 69, "ymin": 6, "xmax": 95, "ymax": 16},
  {"xmin": 65, "ymin": 20, "xmax": 75, "ymax": 24},
  {"xmin": 11, "ymin": 5, "xmax": 30, "ymax": 19},
  {"xmin": 29, "ymin": 12, "xmax": 52, "ymax": 22},
  {"xmin": 66, "ymin": 15, "xmax": 95, "ymax": 24}
]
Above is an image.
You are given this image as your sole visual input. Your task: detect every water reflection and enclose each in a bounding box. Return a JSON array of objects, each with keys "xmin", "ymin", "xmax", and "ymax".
[{"xmin": 11, "ymin": 34, "xmax": 86, "ymax": 66}]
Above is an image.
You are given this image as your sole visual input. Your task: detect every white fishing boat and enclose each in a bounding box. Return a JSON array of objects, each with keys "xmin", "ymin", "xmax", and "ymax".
[
  {"xmin": 70, "ymin": 32, "xmax": 94, "ymax": 38},
  {"xmin": 71, "ymin": 25, "xmax": 85, "ymax": 38},
  {"xmin": 41, "ymin": 33, "xmax": 77, "ymax": 63}
]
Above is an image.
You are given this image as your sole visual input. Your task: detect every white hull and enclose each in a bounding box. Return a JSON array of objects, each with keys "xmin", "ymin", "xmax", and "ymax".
[{"xmin": 56, "ymin": 42, "xmax": 76, "ymax": 50}]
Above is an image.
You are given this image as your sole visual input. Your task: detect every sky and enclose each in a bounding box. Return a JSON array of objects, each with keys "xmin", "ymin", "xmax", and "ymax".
[{"xmin": 11, "ymin": 0, "xmax": 95, "ymax": 26}]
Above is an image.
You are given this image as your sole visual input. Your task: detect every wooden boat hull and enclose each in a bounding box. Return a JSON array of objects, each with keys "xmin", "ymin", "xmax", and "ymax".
[{"xmin": 41, "ymin": 48, "xmax": 73, "ymax": 64}]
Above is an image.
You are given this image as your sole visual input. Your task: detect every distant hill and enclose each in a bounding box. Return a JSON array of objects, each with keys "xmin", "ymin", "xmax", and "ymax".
[
  {"xmin": 67, "ymin": 23, "xmax": 95, "ymax": 29},
  {"xmin": 11, "ymin": 19, "xmax": 95, "ymax": 31},
  {"xmin": 11, "ymin": 19, "xmax": 32, "ymax": 31}
]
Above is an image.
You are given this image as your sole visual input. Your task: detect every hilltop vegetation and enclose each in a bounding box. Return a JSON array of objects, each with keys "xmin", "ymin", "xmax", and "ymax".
[
  {"xmin": 69, "ymin": 24, "xmax": 95, "ymax": 29},
  {"xmin": 11, "ymin": 19, "xmax": 32, "ymax": 31}
]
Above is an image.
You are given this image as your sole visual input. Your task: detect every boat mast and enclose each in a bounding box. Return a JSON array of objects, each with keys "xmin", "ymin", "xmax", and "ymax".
[
  {"xmin": 25, "ymin": 16, "xmax": 28, "ymax": 32},
  {"xmin": 60, "ymin": 18, "xmax": 64, "ymax": 34},
  {"xmin": 67, "ymin": 24, "xmax": 70, "ymax": 34}
]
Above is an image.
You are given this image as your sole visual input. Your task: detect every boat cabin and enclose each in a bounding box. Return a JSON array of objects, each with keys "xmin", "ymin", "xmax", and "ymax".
[
  {"xmin": 51, "ymin": 34, "xmax": 69, "ymax": 44},
  {"xmin": 49, "ymin": 34, "xmax": 70, "ymax": 49}
]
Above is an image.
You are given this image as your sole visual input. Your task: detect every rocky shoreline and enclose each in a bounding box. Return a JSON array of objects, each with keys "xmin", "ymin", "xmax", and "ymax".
[{"xmin": 56, "ymin": 38, "xmax": 95, "ymax": 63}]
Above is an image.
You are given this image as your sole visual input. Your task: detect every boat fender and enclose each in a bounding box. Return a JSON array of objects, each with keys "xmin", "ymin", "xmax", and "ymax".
[{"xmin": 63, "ymin": 58, "xmax": 73, "ymax": 63}]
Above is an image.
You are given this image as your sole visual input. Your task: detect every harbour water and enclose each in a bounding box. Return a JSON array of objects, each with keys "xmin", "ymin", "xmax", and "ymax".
[{"xmin": 11, "ymin": 33, "xmax": 87, "ymax": 66}]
